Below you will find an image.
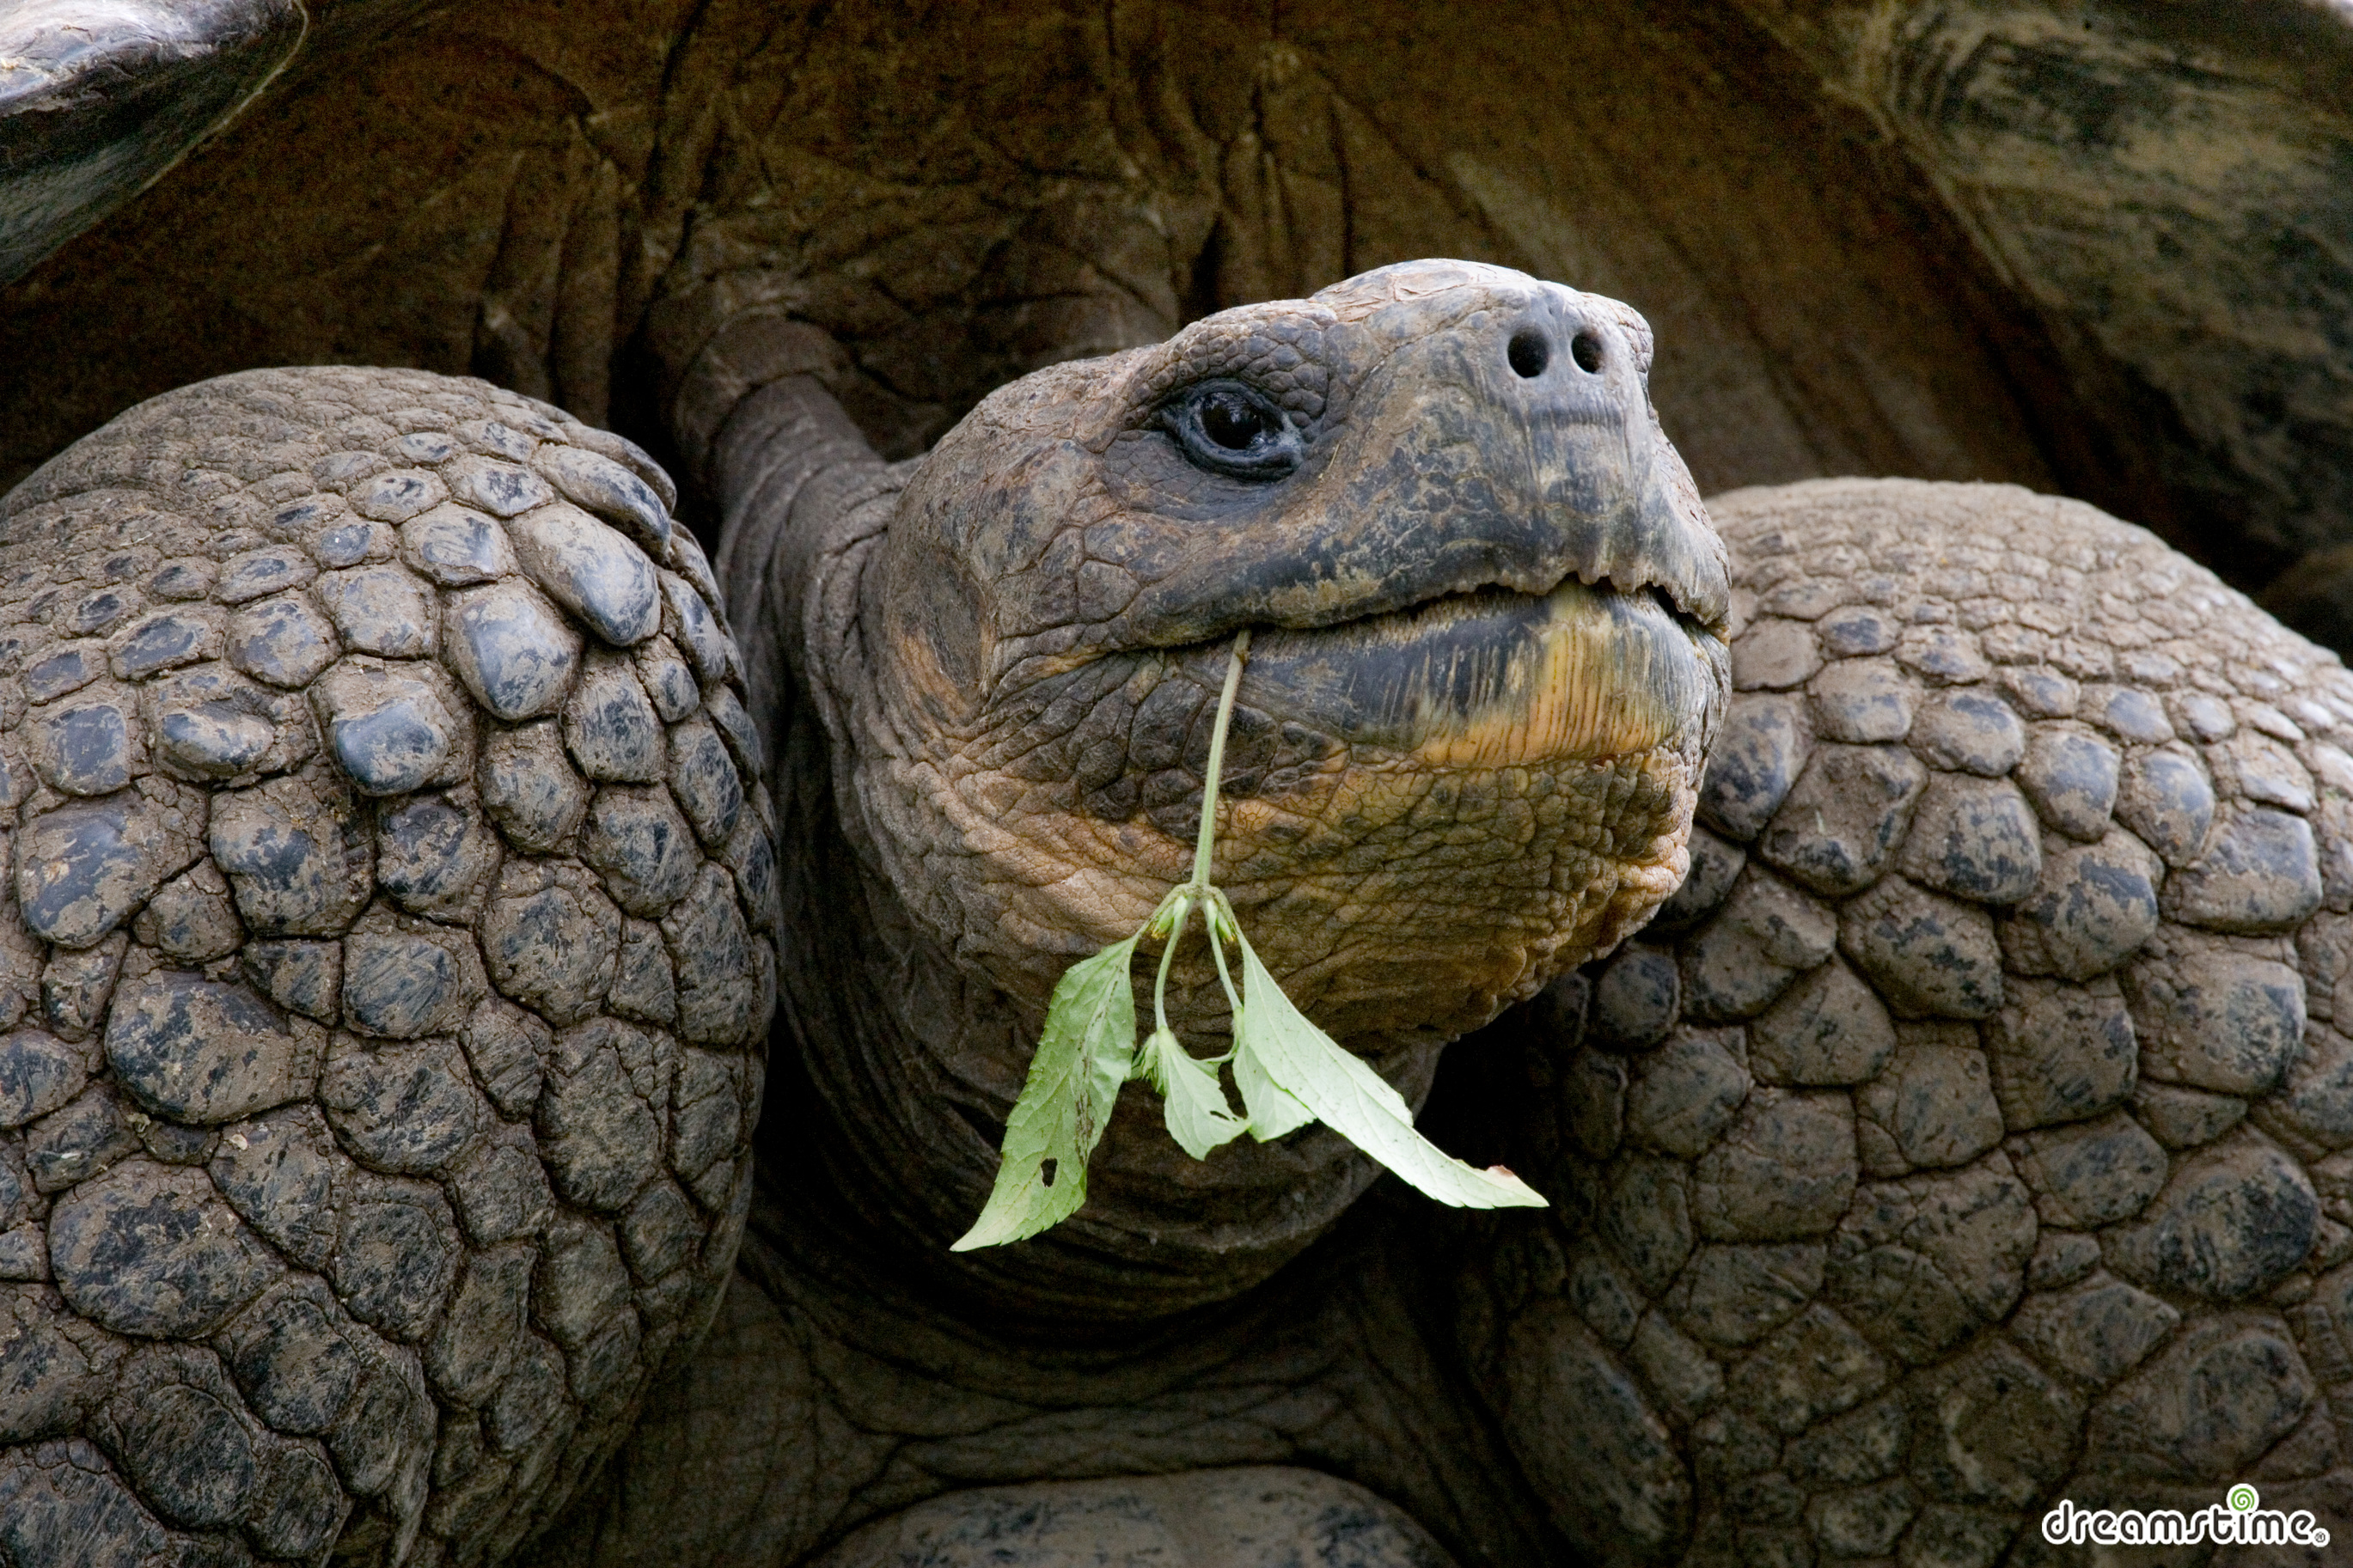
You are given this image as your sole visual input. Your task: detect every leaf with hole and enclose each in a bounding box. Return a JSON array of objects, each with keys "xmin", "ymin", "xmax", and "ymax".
[{"xmin": 950, "ymin": 933, "xmax": 1142, "ymax": 1251}]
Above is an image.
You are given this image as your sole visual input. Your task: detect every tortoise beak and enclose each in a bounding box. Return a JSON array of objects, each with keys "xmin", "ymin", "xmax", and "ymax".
[{"xmin": 1238, "ymin": 560, "xmax": 1722, "ymax": 768}]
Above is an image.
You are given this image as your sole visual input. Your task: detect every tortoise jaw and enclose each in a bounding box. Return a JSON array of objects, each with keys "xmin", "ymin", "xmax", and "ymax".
[{"xmin": 1241, "ymin": 573, "xmax": 1721, "ymax": 768}]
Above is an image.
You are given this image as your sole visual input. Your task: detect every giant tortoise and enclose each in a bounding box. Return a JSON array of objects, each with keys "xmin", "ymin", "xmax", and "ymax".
[{"xmin": 3, "ymin": 5, "xmax": 2353, "ymax": 1567}]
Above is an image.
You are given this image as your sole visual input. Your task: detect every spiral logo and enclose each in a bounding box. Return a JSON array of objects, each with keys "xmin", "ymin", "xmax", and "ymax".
[{"xmin": 2227, "ymin": 1484, "xmax": 2260, "ymax": 1513}]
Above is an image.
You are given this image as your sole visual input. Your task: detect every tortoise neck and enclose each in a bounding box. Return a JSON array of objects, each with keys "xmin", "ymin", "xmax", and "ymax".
[{"xmin": 704, "ymin": 373, "xmax": 887, "ymax": 759}]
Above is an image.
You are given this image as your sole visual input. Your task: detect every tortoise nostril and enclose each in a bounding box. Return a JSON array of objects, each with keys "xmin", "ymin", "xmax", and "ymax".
[
  {"xmin": 1507, "ymin": 331, "xmax": 1549, "ymax": 379},
  {"xmin": 1571, "ymin": 331, "xmax": 1604, "ymax": 374}
]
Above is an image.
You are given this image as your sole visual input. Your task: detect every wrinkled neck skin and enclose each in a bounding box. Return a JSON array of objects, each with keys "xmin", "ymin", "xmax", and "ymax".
[{"xmin": 712, "ymin": 377, "xmax": 1413, "ymax": 1327}]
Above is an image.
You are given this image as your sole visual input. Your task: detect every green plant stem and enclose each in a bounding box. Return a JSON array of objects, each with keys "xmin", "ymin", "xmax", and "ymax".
[
  {"xmin": 1166, "ymin": 631, "xmax": 1255, "ymax": 1040},
  {"xmin": 1190, "ymin": 629, "xmax": 1253, "ymax": 892},
  {"xmin": 1206, "ymin": 888, "xmax": 1245, "ymax": 1022},
  {"xmin": 1151, "ymin": 893, "xmax": 1190, "ymax": 1037}
]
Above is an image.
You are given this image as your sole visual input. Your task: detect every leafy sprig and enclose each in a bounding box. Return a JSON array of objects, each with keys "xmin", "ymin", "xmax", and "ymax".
[{"xmin": 953, "ymin": 631, "xmax": 1544, "ymax": 1251}]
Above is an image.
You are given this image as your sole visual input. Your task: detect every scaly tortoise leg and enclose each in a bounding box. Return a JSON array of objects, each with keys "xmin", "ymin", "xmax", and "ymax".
[{"xmin": 0, "ymin": 366, "xmax": 773, "ymax": 1566}]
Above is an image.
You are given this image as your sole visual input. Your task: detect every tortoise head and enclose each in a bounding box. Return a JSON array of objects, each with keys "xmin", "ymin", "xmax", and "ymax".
[{"xmin": 781, "ymin": 259, "xmax": 1728, "ymax": 1309}]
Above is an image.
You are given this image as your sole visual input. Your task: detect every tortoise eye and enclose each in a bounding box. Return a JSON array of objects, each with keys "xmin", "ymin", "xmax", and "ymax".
[
  {"xmin": 1200, "ymin": 390, "xmax": 1266, "ymax": 448},
  {"xmin": 1158, "ymin": 381, "xmax": 1303, "ymax": 480}
]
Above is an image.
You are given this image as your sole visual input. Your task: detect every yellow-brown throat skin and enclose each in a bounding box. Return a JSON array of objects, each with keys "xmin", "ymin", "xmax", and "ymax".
[{"xmin": 810, "ymin": 261, "xmax": 1727, "ymax": 1307}]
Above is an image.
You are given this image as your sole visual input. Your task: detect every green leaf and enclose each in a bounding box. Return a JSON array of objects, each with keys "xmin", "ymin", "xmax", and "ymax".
[
  {"xmin": 1230, "ymin": 928, "xmax": 1546, "ymax": 1210},
  {"xmin": 951, "ymin": 935, "xmax": 1143, "ymax": 1250},
  {"xmin": 1136, "ymin": 1026, "xmax": 1246, "ymax": 1160},
  {"xmin": 1234, "ymin": 1025, "xmax": 1317, "ymax": 1141}
]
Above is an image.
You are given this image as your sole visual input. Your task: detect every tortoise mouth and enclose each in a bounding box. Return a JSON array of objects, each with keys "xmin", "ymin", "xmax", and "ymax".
[{"xmin": 1241, "ymin": 572, "xmax": 1720, "ymax": 766}]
